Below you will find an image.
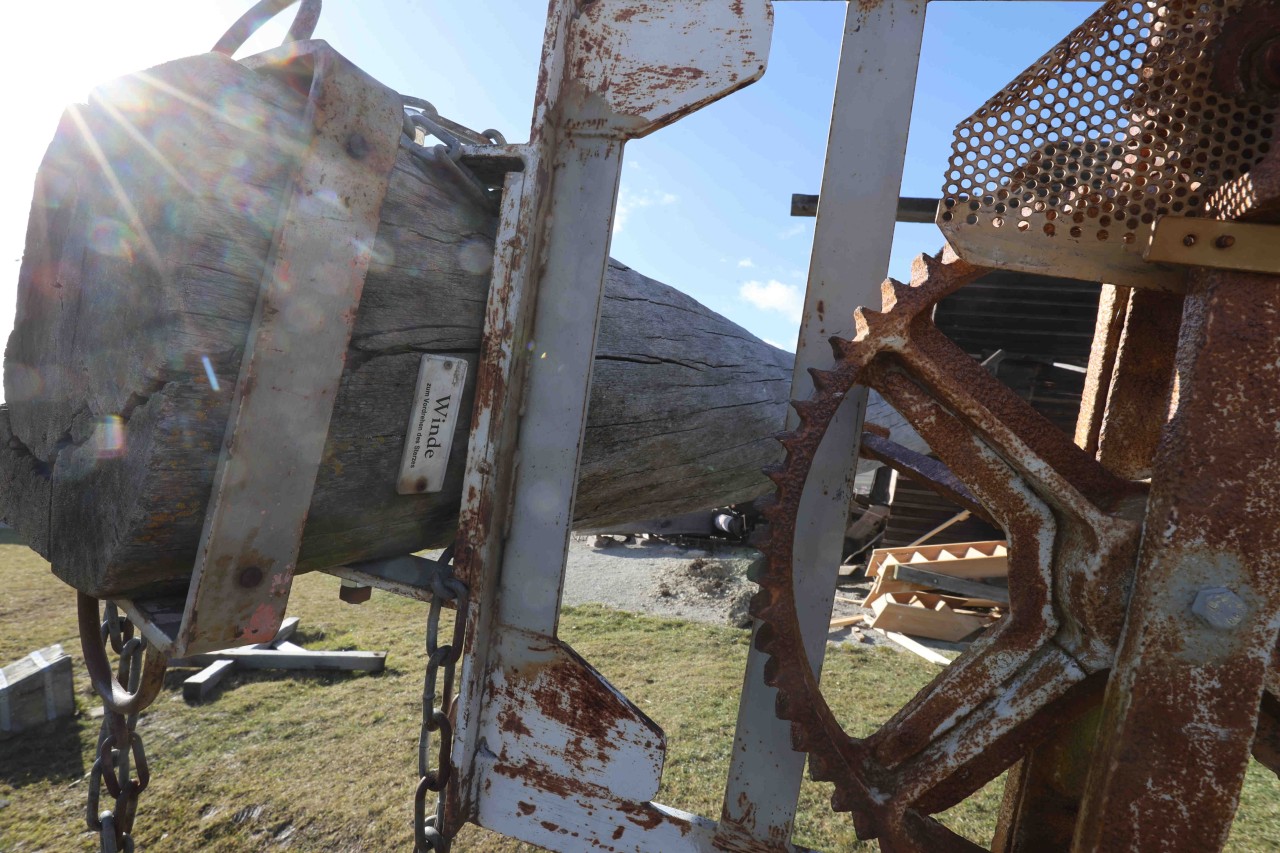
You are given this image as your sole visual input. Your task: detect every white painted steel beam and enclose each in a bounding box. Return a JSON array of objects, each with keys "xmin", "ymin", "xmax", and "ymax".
[
  {"xmin": 450, "ymin": 2, "xmax": 775, "ymax": 849},
  {"xmin": 717, "ymin": 2, "xmax": 930, "ymax": 848}
]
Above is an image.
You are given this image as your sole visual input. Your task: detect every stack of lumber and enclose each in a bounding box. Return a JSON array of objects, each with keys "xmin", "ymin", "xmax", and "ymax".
[{"xmin": 858, "ymin": 540, "xmax": 1009, "ymax": 652}]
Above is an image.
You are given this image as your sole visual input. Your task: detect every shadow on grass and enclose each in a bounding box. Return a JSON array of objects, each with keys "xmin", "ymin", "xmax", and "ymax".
[{"xmin": 0, "ymin": 715, "xmax": 86, "ymax": 784}]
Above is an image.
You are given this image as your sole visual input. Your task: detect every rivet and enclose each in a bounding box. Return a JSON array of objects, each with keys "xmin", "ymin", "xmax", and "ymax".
[
  {"xmin": 346, "ymin": 132, "xmax": 369, "ymax": 160},
  {"xmin": 1214, "ymin": 234, "xmax": 1236, "ymax": 249},
  {"xmin": 238, "ymin": 565, "xmax": 264, "ymax": 588},
  {"xmin": 1183, "ymin": 233, "xmax": 1197, "ymax": 247}
]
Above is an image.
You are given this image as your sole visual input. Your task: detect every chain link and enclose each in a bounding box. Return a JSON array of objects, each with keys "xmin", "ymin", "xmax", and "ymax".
[
  {"xmin": 400, "ymin": 97, "xmax": 505, "ymax": 210},
  {"xmin": 83, "ymin": 602, "xmax": 165, "ymax": 853},
  {"xmin": 413, "ymin": 549, "xmax": 470, "ymax": 853}
]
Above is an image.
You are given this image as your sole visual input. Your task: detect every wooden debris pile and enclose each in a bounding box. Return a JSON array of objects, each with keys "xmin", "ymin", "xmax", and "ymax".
[{"xmin": 830, "ymin": 540, "xmax": 1009, "ymax": 663}]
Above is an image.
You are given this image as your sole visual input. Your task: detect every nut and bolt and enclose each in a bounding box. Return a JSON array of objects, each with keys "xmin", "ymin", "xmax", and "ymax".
[{"xmin": 1191, "ymin": 587, "xmax": 1247, "ymax": 630}]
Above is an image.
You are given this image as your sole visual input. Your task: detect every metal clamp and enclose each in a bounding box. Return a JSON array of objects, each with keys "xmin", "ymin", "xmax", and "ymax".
[
  {"xmin": 1144, "ymin": 215, "xmax": 1280, "ymax": 274},
  {"xmin": 118, "ymin": 39, "xmax": 403, "ymax": 657}
]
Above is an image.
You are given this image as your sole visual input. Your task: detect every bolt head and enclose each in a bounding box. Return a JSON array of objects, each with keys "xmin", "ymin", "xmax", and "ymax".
[{"xmin": 1192, "ymin": 587, "xmax": 1247, "ymax": 630}]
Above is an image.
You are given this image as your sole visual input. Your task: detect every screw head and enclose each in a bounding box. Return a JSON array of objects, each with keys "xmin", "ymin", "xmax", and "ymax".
[{"xmin": 1192, "ymin": 587, "xmax": 1247, "ymax": 630}]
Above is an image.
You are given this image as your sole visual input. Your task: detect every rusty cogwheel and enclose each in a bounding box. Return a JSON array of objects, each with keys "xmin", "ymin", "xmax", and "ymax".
[{"xmin": 748, "ymin": 246, "xmax": 1151, "ymax": 850}]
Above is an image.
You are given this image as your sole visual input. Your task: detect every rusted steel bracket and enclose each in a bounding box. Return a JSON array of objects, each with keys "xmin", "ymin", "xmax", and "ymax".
[
  {"xmin": 445, "ymin": 1, "xmax": 774, "ymax": 850},
  {"xmin": 1145, "ymin": 216, "xmax": 1280, "ymax": 274},
  {"xmin": 118, "ymin": 40, "xmax": 403, "ymax": 657}
]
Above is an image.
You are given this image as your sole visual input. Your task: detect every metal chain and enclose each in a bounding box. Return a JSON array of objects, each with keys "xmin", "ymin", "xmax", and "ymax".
[
  {"xmin": 413, "ymin": 549, "xmax": 470, "ymax": 853},
  {"xmin": 84, "ymin": 602, "xmax": 164, "ymax": 853},
  {"xmin": 400, "ymin": 96, "xmax": 506, "ymax": 209}
]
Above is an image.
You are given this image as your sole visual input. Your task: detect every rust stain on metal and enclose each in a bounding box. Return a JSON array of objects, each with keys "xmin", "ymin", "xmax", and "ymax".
[{"xmin": 747, "ymin": 243, "xmax": 1152, "ymax": 844}]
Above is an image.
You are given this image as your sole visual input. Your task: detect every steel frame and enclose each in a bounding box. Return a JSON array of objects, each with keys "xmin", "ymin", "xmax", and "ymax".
[
  {"xmin": 94, "ymin": 0, "xmax": 1269, "ymax": 850},
  {"xmin": 443, "ymin": 1, "xmax": 1106, "ymax": 851}
]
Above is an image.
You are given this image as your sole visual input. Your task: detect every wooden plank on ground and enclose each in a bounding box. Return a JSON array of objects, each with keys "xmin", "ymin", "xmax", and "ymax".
[
  {"xmin": 892, "ymin": 564, "xmax": 1011, "ymax": 605},
  {"xmin": 180, "ymin": 648, "xmax": 386, "ymax": 672},
  {"xmin": 829, "ymin": 614, "xmax": 866, "ymax": 629},
  {"xmin": 869, "ymin": 594, "xmax": 991, "ymax": 642},
  {"xmin": 873, "ymin": 629, "xmax": 953, "ymax": 665},
  {"xmin": 182, "ymin": 659, "xmax": 238, "ymax": 702}
]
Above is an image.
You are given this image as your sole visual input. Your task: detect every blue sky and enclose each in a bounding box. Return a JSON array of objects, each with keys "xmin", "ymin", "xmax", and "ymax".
[{"xmin": 1, "ymin": 1, "xmax": 1100, "ymax": 382}]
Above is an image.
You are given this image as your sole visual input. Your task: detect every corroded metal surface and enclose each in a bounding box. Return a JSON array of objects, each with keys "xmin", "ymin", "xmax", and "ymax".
[
  {"xmin": 1093, "ymin": 288, "xmax": 1181, "ymax": 480},
  {"xmin": 939, "ymin": 0, "xmax": 1278, "ymax": 290},
  {"xmin": 749, "ymin": 246, "xmax": 1151, "ymax": 846},
  {"xmin": 1074, "ymin": 263, "xmax": 1280, "ymax": 850},
  {"xmin": 449, "ymin": 2, "xmax": 779, "ymax": 851},
  {"xmin": 125, "ymin": 41, "xmax": 404, "ymax": 657}
]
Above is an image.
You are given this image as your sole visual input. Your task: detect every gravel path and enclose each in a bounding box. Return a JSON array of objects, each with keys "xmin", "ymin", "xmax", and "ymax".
[{"xmin": 561, "ymin": 536, "xmax": 887, "ymax": 648}]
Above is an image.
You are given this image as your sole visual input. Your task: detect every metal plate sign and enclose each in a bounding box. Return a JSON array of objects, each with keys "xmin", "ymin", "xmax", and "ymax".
[{"xmin": 397, "ymin": 355, "xmax": 468, "ymax": 494}]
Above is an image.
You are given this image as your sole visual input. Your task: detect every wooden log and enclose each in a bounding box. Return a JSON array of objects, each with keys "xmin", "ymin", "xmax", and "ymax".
[{"xmin": 0, "ymin": 52, "xmax": 806, "ymax": 598}]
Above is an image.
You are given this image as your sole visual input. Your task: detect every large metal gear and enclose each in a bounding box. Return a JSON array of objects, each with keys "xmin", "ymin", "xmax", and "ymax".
[{"xmin": 747, "ymin": 244, "xmax": 1271, "ymax": 850}]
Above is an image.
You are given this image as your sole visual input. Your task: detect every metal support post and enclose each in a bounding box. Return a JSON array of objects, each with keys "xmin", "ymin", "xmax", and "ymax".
[
  {"xmin": 448, "ymin": 2, "xmax": 774, "ymax": 850},
  {"xmin": 716, "ymin": 2, "xmax": 928, "ymax": 847}
]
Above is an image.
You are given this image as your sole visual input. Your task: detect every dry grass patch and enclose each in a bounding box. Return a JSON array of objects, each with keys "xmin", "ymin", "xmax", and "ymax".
[{"xmin": 1, "ymin": 541, "xmax": 1278, "ymax": 850}]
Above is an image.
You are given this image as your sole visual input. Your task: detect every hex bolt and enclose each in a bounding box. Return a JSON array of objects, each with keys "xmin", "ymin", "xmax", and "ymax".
[
  {"xmin": 1191, "ymin": 587, "xmax": 1247, "ymax": 630},
  {"xmin": 1183, "ymin": 233, "xmax": 1197, "ymax": 247}
]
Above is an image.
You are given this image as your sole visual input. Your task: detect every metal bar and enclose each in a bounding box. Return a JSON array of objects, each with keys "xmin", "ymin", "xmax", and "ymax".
[
  {"xmin": 791, "ymin": 193, "xmax": 938, "ymax": 222},
  {"xmin": 134, "ymin": 42, "xmax": 403, "ymax": 658},
  {"xmin": 450, "ymin": 2, "xmax": 774, "ymax": 848},
  {"xmin": 1094, "ymin": 289, "xmax": 1181, "ymax": 481},
  {"xmin": 1075, "ymin": 263, "xmax": 1280, "ymax": 850},
  {"xmin": 717, "ymin": 2, "xmax": 929, "ymax": 847},
  {"xmin": 1144, "ymin": 216, "xmax": 1280, "ymax": 274},
  {"xmin": 323, "ymin": 553, "xmax": 455, "ymax": 604}
]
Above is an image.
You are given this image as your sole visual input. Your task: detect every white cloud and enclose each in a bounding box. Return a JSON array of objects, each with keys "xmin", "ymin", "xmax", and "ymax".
[
  {"xmin": 614, "ymin": 187, "xmax": 678, "ymax": 235},
  {"xmin": 763, "ymin": 338, "xmax": 793, "ymax": 351},
  {"xmin": 737, "ymin": 257, "xmax": 755, "ymax": 268},
  {"xmin": 740, "ymin": 279, "xmax": 804, "ymax": 322}
]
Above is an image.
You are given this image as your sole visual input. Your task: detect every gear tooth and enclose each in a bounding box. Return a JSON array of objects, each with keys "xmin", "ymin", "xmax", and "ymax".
[
  {"xmin": 775, "ymin": 428, "xmax": 799, "ymax": 446},
  {"xmin": 880, "ymin": 277, "xmax": 912, "ymax": 310},
  {"xmin": 789, "ymin": 720, "xmax": 813, "ymax": 752},
  {"xmin": 829, "ymin": 335, "xmax": 850, "ymax": 360},
  {"xmin": 748, "ymin": 527, "xmax": 771, "ymax": 550},
  {"xmin": 911, "ymin": 250, "xmax": 945, "ymax": 284},
  {"xmin": 759, "ymin": 501, "xmax": 785, "ymax": 523},
  {"xmin": 762, "ymin": 462, "xmax": 788, "ymax": 487},
  {"xmin": 808, "ymin": 366, "xmax": 839, "ymax": 392},
  {"xmin": 790, "ymin": 399, "xmax": 819, "ymax": 425},
  {"xmin": 852, "ymin": 308, "xmax": 880, "ymax": 341}
]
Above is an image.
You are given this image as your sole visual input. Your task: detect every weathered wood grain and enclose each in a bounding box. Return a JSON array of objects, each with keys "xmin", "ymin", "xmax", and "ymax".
[{"xmin": 1, "ymin": 52, "xmax": 808, "ymax": 598}]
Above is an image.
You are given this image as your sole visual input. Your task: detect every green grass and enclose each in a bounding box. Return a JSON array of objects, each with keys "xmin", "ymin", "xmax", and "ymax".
[{"xmin": 1, "ymin": 543, "xmax": 1278, "ymax": 851}]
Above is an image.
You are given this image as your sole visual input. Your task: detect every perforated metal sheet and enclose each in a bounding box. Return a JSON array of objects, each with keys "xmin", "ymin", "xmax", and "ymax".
[{"xmin": 938, "ymin": 0, "xmax": 1278, "ymax": 289}]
